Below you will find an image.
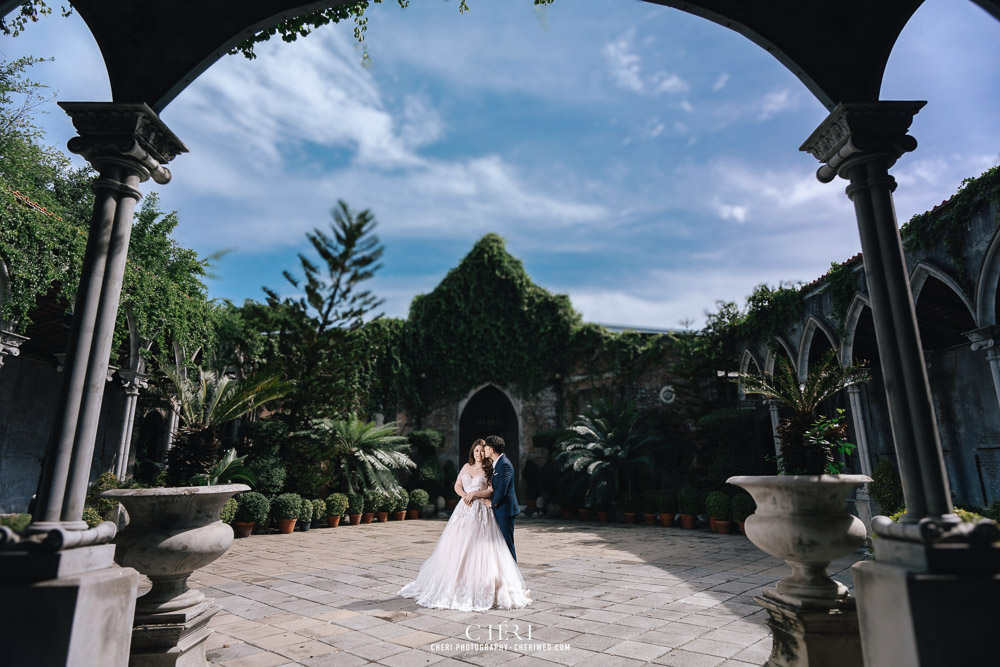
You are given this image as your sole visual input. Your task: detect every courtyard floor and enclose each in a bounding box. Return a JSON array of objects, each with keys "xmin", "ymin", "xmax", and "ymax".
[{"xmin": 189, "ymin": 516, "xmax": 866, "ymax": 667}]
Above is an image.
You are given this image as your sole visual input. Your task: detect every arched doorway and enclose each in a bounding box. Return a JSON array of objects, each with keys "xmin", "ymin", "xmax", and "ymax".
[{"xmin": 458, "ymin": 385, "xmax": 519, "ymax": 492}]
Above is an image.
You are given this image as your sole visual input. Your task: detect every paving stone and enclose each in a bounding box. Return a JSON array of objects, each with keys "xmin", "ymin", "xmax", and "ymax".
[{"xmin": 605, "ymin": 639, "xmax": 671, "ymax": 661}]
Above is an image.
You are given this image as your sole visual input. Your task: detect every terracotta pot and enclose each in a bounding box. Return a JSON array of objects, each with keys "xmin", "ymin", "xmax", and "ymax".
[
  {"xmin": 394, "ymin": 511, "xmax": 406, "ymax": 521},
  {"xmin": 445, "ymin": 499, "xmax": 458, "ymax": 511},
  {"xmin": 578, "ymin": 508, "xmax": 591, "ymax": 521},
  {"xmin": 597, "ymin": 511, "xmax": 611, "ymax": 523},
  {"xmin": 327, "ymin": 516, "xmax": 341, "ymax": 527},
  {"xmin": 561, "ymin": 508, "xmax": 574, "ymax": 519},
  {"xmin": 716, "ymin": 520, "xmax": 733, "ymax": 534},
  {"xmin": 659, "ymin": 513, "xmax": 674, "ymax": 527},
  {"xmin": 277, "ymin": 518, "xmax": 296, "ymax": 534},
  {"xmin": 299, "ymin": 520, "xmax": 311, "ymax": 532},
  {"xmin": 233, "ymin": 521, "xmax": 254, "ymax": 538},
  {"xmin": 709, "ymin": 516, "xmax": 717, "ymax": 532},
  {"xmin": 349, "ymin": 513, "xmax": 362, "ymax": 525},
  {"xmin": 644, "ymin": 514, "xmax": 657, "ymax": 525},
  {"xmin": 728, "ymin": 474, "xmax": 871, "ymax": 602},
  {"xmin": 376, "ymin": 511, "xmax": 389, "ymax": 523},
  {"xmin": 680, "ymin": 513, "xmax": 695, "ymax": 529},
  {"xmin": 361, "ymin": 512, "xmax": 374, "ymax": 524},
  {"xmin": 738, "ymin": 520, "xmax": 746, "ymax": 534},
  {"xmin": 407, "ymin": 509, "xmax": 420, "ymax": 520},
  {"xmin": 624, "ymin": 512, "xmax": 637, "ymax": 524}
]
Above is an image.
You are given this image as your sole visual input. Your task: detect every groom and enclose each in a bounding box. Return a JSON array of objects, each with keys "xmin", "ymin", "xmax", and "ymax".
[{"xmin": 483, "ymin": 435, "xmax": 519, "ymax": 561}]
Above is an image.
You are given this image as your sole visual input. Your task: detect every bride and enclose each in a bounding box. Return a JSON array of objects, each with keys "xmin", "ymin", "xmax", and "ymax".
[{"xmin": 398, "ymin": 439, "xmax": 531, "ymax": 611}]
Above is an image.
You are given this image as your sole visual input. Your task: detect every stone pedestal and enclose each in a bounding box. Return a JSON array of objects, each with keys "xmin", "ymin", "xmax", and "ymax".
[
  {"xmin": 0, "ymin": 545, "xmax": 139, "ymax": 667},
  {"xmin": 756, "ymin": 590, "xmax": 863, "ymax": 667},
  {"xmin": 130, "ymin": 599, "xmax": 220, "ymax": 667}
]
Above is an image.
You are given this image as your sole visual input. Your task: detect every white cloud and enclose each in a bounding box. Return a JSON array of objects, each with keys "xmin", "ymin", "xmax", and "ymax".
[
  {"xmin": 756, "ymin": 88, "xmax": 797, "ymax": 121},
  {"xmin": 602, "ymin": 29, "xmax": 689, "ymax": 96},
  {"xmin": 713, "ymin": 200, "xmax": 749, "ymax": 223},
  {"xmin": 652, "ymin": 71, "xmax": 690, "ymax": 95},
  {"xmin": 712, "ymin": 72, "xmax": 730, "ymax": 91}
]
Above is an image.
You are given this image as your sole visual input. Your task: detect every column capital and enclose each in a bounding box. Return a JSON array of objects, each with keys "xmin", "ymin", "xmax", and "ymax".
[
  {"xmin": 962, "ymin": 325, "xmax": 1000, "ymax": 352},
  {"xmin": 58, "ymin": 102, "xmax": 187, "ymax": 186},
  {"xmin": 846, "ymin": 384, "xmax": 863, "ymax": 396},
  {"xmin": 117, "ymin": 369, "xmax": 149, "ymax": 395},
  {"xmin": 0, "ymin": 329, "xmax": 28, "ymax": 368},
  {"xmin": 800, "ymin": 101, "xmax": 926, "ymax": 183}
]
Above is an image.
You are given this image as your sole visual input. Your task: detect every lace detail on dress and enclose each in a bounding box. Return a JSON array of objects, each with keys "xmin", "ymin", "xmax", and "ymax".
[{"xmin": 398, "ymin": 469, "xmax": 530, "ymax": 612}]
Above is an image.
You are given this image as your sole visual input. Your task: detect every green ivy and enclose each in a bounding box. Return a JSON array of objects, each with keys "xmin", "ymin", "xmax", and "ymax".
[{"xmin": 822, "ymin": 260, "xmax": 860, "ymax": 334}]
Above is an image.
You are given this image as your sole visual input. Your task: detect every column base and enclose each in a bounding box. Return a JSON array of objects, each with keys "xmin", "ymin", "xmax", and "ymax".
[
  {"xmin": 0, "ymin": 545, "xmax": 139, "ymax": 667},
  {"xmin": 854, "ymin": 559, "xmax": 1000, "ymax": 666},
  {"xmin": 755, "ymin": 589, "xmax": 863, "ymax": 667},
  {"xmin": 130, "ymin": 599, "xmax": 220, "ymax": 667}
]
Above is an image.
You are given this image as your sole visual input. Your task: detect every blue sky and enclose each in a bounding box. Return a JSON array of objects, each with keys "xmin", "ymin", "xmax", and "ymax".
[{"xmin": 3, "ymin": 0, "xmax": 999, "ymax": 328}]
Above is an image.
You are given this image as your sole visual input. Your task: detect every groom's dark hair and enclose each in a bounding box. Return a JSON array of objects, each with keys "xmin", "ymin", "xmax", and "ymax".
[{"xmin": 485, "ymin": 435, "xmax": 505, "ymax": 454}]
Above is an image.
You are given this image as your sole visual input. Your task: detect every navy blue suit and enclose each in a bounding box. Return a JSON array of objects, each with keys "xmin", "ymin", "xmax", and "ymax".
[{"xmin": 491, "ymin": 454, "xmax": 519, "ymax": 561}]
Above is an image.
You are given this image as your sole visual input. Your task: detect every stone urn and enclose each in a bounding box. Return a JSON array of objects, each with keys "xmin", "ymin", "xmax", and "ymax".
[
  {"xmin": 727, "ymin": 475, "xmax": 870, "ymax": 602},
  {"xmin": 102, "ymin": 484, "xmax": 249, "ymax": 666}
]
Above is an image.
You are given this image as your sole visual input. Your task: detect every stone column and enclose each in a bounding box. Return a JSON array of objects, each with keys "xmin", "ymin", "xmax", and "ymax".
[
  {"xmin": 115, "ymin": 370, "xmax": 149, "ymax": 480},
  {"xmin": 964, "ymin": 326, "xmax": 1000, "ymax": 414},
  {"xmin": 802, "ymin": 103, "xmax": 1000, "ymax": 667},
  {"xmin": 29, "ymin": 103, "xmax": 186, "ymax": 534},
  {"xmin": 768, "ymin": 401, "xmax": 781, "ymax": 459},
  {"xmin": 845, "ymin": 386, "xmax": 873, "ymax": 477}
]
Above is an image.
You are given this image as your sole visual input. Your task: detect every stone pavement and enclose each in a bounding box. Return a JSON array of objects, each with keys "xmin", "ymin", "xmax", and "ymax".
[{"xmin": 188, "ymin": 516, "xmax": 866, "ymax": 667}]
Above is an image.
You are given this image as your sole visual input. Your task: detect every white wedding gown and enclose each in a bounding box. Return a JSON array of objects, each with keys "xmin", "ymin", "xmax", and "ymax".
[{"xmin": 399, "ymin": 471, "xmax": 531, "ymax": 611}]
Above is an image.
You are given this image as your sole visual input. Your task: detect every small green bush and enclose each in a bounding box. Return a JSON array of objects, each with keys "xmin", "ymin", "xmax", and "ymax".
[
  {"xmin": 236, "ymin": 492, "xmax": 270, "ymax": 524},
  {"xmin": 409, "ymin": 488, "xmax": 429, "ymax": 510},
  {"xmin": 409, "ymin": 429, "xmax": 445, "ymax": 456},
  {"xmin": 374, "ymin": 492, "xmax": 394, "ymax": 512},
  {"xmin": 346, "ymin": 490, "xmax": 364, "ymax": 515},
  {"xmin": 246, "ymin": 454, "xmax": 287, "ymax": 496},
  {"xmin": 220, "ymin": 497, "xmax": 238, "ymax": 523},
  {"xmin": 394, "ymin": 489, "xmax": 409, "ymax": 512},
  {"xmin": 641, "ymin": 490, "xmax": 658, "ymax": 514},
  {"xmin": 706, "ymin": 491, "xmax": 731, "ymax": 520},
  {"xmin": 363, "ymin": 489, "xmax": 378, "ymax": 513},
  {"xmin": 870, "ymin": 459, "xmax": 904, "ymax": 514},
  {"xmin": 272, "ymin": 493, "xmax": 302, "ymax": 520},
  {"xmin": 678, "ymin": 487, "xmax": 700, "ymax": 515},
  {"xmin": 731, "ymin": 492, "xmax": 756, "ymax": 523},
  {"xmin": 299, "ymin": 499, "xmax": 313, "ymax": 522},
  {"xmin": 326, "ymin": 493, "xmax": 348, "ymax": 516},
  {"xmin": 0, "ymin": 513, "xmax": 31, "ymax": 533},
  {"xmin": 82, "ymin": 506, "xmax": 102, "ymax": 528},
  {"xmin": 86, "ymin": 471, "xmax": 125, "ymax": 520},
  {"xmin": 311, "ymin": 499, "xmax": 326, "ymax": 522},
  {"xmin": 416, "ymin": 459, "xmax": 444, "ymax": 487},
  {"xmin": 656, "ymin": 490, "xmax": 676, "ymax": 514}
]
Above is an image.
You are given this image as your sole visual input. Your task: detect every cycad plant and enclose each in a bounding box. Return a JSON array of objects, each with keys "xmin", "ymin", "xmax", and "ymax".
[
  {"xmin": 555, "ymin": 398, "xmax": 661, "ymax": 509},
  {"xmin": 163, "ymin": 366, "xmax": 291, "ymax": 485},
  {"xmin": 293, "ymin": 419, "xmax": 415, "ymax": 496},
  {"xmin": 738, "ymin": 349, "xmax": 869, "ymax": 474}
]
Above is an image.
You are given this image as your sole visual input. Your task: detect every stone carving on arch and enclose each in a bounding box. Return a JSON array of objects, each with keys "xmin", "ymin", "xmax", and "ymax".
[
  {"xmin": 797, "ymin": 315, "xmax": 841, "ymax": 382},
  {"xmin": 910, "ymin": 261, "xmax": 976, "ymax": 322},
  {"xmin": 975, "ymin": 225, "xmax": 1000, "ymax": 326},
  {"xmin": 840, "ymin": 293, "xmax": 872, "ymax": 367},
  {"xmin": 764, "ymin": 336, "xmax": 798, "ymax": 377}
]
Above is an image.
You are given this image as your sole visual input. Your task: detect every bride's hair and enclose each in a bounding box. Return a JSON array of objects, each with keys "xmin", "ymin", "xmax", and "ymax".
[{"xmin": 469, "ymin": 439, "xmax": 493, "ymax": 480}]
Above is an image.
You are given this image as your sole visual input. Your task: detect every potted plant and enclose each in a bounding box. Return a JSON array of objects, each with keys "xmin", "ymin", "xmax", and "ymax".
[
  {"xmin": 393, "ymin": 489, "xmax": 409, "ymax": 521},
  {"xmin": 234, "ymin": 491, "xmax": 269, "ymax": 538},
  {"xmin": 732, "ymin": 492, "xmax": 755, "ymax": 534},
  {"xmin": 642, "ymin": 490, "xmax": 658, "ymax": 525},
  {"xmin": 272, "ymin": 493, "xmax": 302, "ymax": 534},
  {"xmin": 706, "ymin": 490, "xmax": 729, "ymax": 532},
  {"xmin": 220, "ymin": 497, "xmax": 238, "ymax": 524},
  {"xmin": 347, "ymin": 490, "xmax": 363, "ymax": 525},
  {"xmin": 656, "ymin": 489, "xmax": 675, "ymax": 527},
  {"xmin": 577, "ymin": 489, "xmax": 592, "ymax": 521},
  {"xmin": 678, "ymin": 487, "xmax": 699, "ymax": 529},
  {"xmin": 707, "ymin": 490, "xmax": 732, "ymax": 534},
  {"xmin": 374, "ymin": 491, "xmax": 393, "ymax": 522},
  {"xmin": 619, "ymin": 495, "xmax": 638, "ymax": 524},
  {"xmin": 730, "ymin": 351, "xmax": 871, "ymax": 604},
  {"xmin": 524, "ymin": 460, "xmax": 540, "ymax": 510},
  {"xmin": 298, "ymin": 498, "xmax": 314, "ymax": 531},
  {"xmin": 361, "ymin": 489, "xmax": 376, "ymax": 524},
  {"xmin": 326, "ymin": 493, "xmax": 348, "ymax": 527},
  {"xmin": 595, "ymin": 492, "xmax": 612, "ymax": 523},
  {"xmin": 310, "ymin": 498, "xmax": 326, "ymax": 527},
  {"xmin": 408, "ymin": 489, "xmax": 428, "ymax": 519}
]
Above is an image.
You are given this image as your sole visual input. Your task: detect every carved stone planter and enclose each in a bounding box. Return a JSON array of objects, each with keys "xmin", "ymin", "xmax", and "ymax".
[
  {"xmin": 102, "ymin": 484, "xmax": 248, "ymax": 667},
  {"xmin": 727, "ymin": 475, "xmax": 870, "ymax": 667}
]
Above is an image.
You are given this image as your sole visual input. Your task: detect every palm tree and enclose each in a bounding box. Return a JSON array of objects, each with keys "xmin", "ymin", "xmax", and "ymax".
[
  {"xmin": 738, "ymin": 349, "xmax": 869, "ymax": 474},
  {"xmin": 555, "ymin": 398, "xmax": 661, "ymax": 509},
  {"xmin": 163, "ymin": 366, "xmax": 292, "ymax": 485},
  {"xmin": 293, "ymin": 418, "xmax": 414, "ymax": 496}
]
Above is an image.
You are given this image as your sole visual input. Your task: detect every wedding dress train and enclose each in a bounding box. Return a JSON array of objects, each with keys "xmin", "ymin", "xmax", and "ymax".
[{"xmin": 399, "ymin": 471, "xmax": 531, "ymax": 611}]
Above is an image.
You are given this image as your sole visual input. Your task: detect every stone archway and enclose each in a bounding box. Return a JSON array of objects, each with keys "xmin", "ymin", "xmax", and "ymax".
[{"xmin": 458, "ymin": 385, "xmax": 519, "ymax": 490}]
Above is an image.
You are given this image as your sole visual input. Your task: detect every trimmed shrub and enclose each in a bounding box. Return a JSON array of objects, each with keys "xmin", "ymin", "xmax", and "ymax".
[
  {"xmin": 220, "ymin": 497, "xmax": 238, "ymax": 523},
  {"xmin": 656, "ymin": 490, "xmax": 676, "ymax": 514},
  {"xmin": 641, "ymin": 490, "xmax": 658, "ymax": 514},
  {"xmin": 374, "ymin": 491, "xmax": 394, "ymax": 512},
  {"xmin": 394, "ymin": 489, "xmax": 409, "ymax": 512},
  {"xmin": 678, "ymin": 487, "xmax": 700, "ymax": 515},
  {"xmin": 298, "ymin": 499, "xmax": 314, "ymax": 523},
  {"xmin": 416, "ymin": 459, "xmax": 444, "ymax": 491},
  {"xmin": 409, "ymin": 488, "xmax": 429, "ymax": 510},
  {"xmin": 409, "ymin": 429, "xmax": 445, "ymax": 456},
  {"xmin": 346, "ymin": 490, "xmax": 364, "ymax": 515},
  {"xmin": 732, "ymin": 492, "xmax": 756, "ymax": 523},
  {"xmin": 272, "ymin": 493, "xmax": 302, "ymax": 520},
  {"xmin": 82, "ymin": 506, "xmax": 102, "ymax": 528},
  {"xmin": 0, "ymin": 513, "xmax": 31, "ymax": 533},
  {"xmin": 869, "ymin": 458, "xmax": 904, "ymax": 514},
  {"xmin": 326, "ymin": 493, "xmax": 349, "ymax": 516},
  {"xmin": 363, "ymin": 489, "xmax": 378, "ymax": 513},
  {"xmin": 311, "ymin": 499, "xmax": 327, "ymax": 522},
  {"xmin": 706, "ymin": 491, "xmax": 731, "ymax": 520},
  {"xmin": 618, "ymin": 495, "xmax": 638, "ymax": 513},
  {"xmin": 246, "ymin": 454, "xmax": 287, "ymax": 497},
  {"xmin": 236, "ymin": 492, "xmax": 270, "ymax": 524}
]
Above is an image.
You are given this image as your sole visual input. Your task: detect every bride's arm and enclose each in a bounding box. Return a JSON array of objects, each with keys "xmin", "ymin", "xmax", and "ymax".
[{"xmin": 453, "ymin": 465, "xmax": 469, "ymax": 500}]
